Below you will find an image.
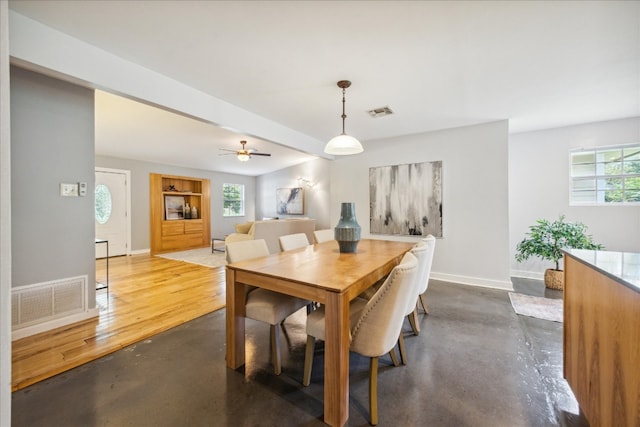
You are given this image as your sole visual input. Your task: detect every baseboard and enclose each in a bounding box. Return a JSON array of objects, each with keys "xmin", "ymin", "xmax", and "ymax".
[
  {"xmin": 130, "ymin": 248, "xmax": 150, "ymax": 255},
  {"xmin": 430, "ymin": 272, "xmax": 514, "ymax": 291},
  {"xmin": 12, "ymin": 307, "xmax": 99, "ymax": 341},
  {"xmin": 510, "ymin": 270, "xmax": 544, "ymax": 281}
]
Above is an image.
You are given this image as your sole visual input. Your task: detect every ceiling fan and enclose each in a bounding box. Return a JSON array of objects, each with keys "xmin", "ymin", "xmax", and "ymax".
[{"xmin": 219, "ymin": 140, "xmax": 272, "ymax": 162}]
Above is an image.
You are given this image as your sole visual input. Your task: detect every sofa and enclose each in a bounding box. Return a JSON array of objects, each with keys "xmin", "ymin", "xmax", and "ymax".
[{"xmin": 225, "ymin": 218, "xmax": 316, "ymax": 254}]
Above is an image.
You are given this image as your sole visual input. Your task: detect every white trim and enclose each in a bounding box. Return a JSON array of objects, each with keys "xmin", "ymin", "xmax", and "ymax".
[
  {"xmin": 430, "ymin": 272, "xmax": 514, "ymax": 291},
  {"xmin": 1, "ymin": 0, "xmax": 12, "ymax": 422},
  {"xmin": 131, "ymin": 248, "xmax": 150, "ymax": 255},
  {"xmin": 95, "ymin": 167, "xmax": 132, "ymax": 255},
  {"xmin": 510, "ymin": 269, "xmax": 544, "ymax": 281},
  {"xmin": 12, "ymin": 307, "xmax": 99, "ymax": 341}
]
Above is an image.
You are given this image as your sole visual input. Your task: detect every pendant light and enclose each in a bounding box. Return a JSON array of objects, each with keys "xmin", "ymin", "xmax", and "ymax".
[{"xmin": 324, "ymin": 80, "xmax": 363, "ymax": 155}]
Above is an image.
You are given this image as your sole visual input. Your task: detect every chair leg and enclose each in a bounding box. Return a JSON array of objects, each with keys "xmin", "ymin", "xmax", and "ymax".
[
  {"xmin": 408, "ymin": 307, "xmax": 420, "ymax": 335},
  {"xmin": 398, "ymin": 332, "xmax": 407, "ymax": 365},
  {"xmin": 389, "ymin": 347, "xmax": 399, "ymax": 367},
  {"xmin": 369, "ymin": 356, "xmax": 379, "ymax": 426},
  {"xmin": 303, "ymin": 336, "xmax": 315, "ymax": 386},
  {"xmin": 270, "ymin": 324, "xmax": 282, "ymax": 375},
  {"xmin": 419, "ymin": 293, "xmax": 429, "ymax": 314}
]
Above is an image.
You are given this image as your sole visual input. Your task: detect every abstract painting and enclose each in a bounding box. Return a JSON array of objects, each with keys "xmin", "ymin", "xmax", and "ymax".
[
  {"xmin": 276, "ymin": 187, "xmax": 304, "ymax": 215},
  {"xmin": 165, "ymin": 195, "xmax": 185, "ymax": 220},
  {"xmin": 369, "ymin": 161, "xmax": 442, "ymax": 237}
]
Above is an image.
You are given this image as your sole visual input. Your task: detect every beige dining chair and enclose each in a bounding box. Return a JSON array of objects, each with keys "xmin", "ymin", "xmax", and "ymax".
[
  {"xmin": 406, "ymin": 241, "xmax": 429, "ymax": 334},
  {"xmin": 226, "ymin": 239, "xmax": 310, "ymax": 375},
  {"xmin": 395, "ymin": 240, "xmax": 429, "ymax": 365},
  {"xmin": 302, "ymin": 252, "xmax": 418, "ymax": 425},
  {"xmin": 279, "ymin": 232, "xmax": 317, "ymax": 313},
  {"xmin": 313, "ymin": 229, "xmax": 334, "ymax": 244},
  {"xmin": 417, "ymin": 235, "xmax": 436, "ymax": 314},
  {"xmin": 278, "ymin": 233, "xmax": 310, "ymax": 252},
  {"xmin": 397, "ymin": 235, "xmax": 436, "ymax": 365}
]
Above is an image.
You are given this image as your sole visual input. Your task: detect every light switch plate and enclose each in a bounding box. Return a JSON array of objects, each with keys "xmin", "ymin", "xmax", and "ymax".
[
  {"xmin": 60, "ymin": 183, "xmax": 78, "ymax": 197},
  {"xmin": 79, "ymin": 182, "xmax": 87, "ymax": 196}
]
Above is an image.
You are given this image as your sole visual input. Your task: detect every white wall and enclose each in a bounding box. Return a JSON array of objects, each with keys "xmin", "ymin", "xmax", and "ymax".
[
  {"xmin": 330, "ymin": 121, "xmax": 512, "ymax": 290},
  {"xmin": 256, "ymin": 158, "xmax": 332, "ymax": 228},
  {"xmin": 509, "ymin": 117, "xmax": 640, "ymax": 279},
  {"xmin": 96, "ymin": 155, "xmax": 257, "ymax": 251}
]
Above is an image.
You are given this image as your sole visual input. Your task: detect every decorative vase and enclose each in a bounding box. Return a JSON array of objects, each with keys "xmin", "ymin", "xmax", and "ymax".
[{"xmin": 334, "ymin": 202, "xmax": 361, "ymax": 253}]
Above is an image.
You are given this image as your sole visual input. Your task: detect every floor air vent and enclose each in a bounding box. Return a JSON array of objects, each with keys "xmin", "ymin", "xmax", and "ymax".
[{"xmin": 12, "ymin": 275, "xmax": 87, "ymax": 330}]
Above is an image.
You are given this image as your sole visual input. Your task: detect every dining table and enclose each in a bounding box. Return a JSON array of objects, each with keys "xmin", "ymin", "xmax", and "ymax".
[{"xmin": 225, "ymin": 238, "xmax": 414, "ymax": 427}]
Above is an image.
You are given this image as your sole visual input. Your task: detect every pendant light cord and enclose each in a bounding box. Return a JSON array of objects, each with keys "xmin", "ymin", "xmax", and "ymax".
[{"xmin": 341, "ymin": 88, "xmax": 347, "ymax": 135}]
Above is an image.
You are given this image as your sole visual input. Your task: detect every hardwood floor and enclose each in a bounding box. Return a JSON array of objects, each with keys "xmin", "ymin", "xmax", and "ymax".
[{"xmin": 11, "ymin": 253, "xmax": 226, "ymax": 391}]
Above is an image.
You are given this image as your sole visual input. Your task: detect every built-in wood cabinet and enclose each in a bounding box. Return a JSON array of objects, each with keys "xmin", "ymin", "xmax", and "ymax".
[{"xmin": 150, "ymin": 173, "xmax": 210, "ymax": 254}]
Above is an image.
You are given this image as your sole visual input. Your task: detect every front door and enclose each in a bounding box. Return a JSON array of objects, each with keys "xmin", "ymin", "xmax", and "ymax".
[{"xmin": 95, "ymin": 168, "xmax": 130, "ymax": 257}]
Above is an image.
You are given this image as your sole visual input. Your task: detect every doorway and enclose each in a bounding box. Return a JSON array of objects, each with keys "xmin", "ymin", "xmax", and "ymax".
[{"xmin": 95, "ymin": 167, "xmax": 131, "ymax": 257}]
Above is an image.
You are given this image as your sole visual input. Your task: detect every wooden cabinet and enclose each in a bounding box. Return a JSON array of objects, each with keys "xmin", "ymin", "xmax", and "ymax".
[
  {"xmin": 150, "ymin": 173, "xmax": 210, "ymax": 254},
  {"xmin": 564, "ymin": 251, "xmax": 640, "ymax": 427}
]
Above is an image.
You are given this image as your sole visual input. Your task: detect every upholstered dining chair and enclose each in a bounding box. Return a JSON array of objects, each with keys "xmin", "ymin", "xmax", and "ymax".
[
  {"xmin": 226, "ymin": 239, "xmax": 310, "ymax": 375},
  {"xmin": 302, "ymin": 252, "xmax": 418, "ymax": 425},
  {"xmin": 278, "ymin": 232, "xmax": 317, "ymax": 313},
  {"xmin": 417, "ymin": 235, "xmax": 436, "ymax": 314},
  {"xmin": 313, "ymin": 229, "xmax": 334, "ymax": 244},
  {"xmin": 278, "ymin": 233, "xmax": 310, "ymax": 252},
  {"xmin": 405, "ymin": 241, "xmax": 429, "ymax": 335},
  {"xmin": 395, "ymin": 240, "xmax": 430, "ymax": 365}
]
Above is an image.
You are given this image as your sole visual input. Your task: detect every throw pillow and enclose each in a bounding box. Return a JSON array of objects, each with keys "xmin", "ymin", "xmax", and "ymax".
[{"xmin": 235, "ymin": 222, "xmax": 253, "ymax": 234}]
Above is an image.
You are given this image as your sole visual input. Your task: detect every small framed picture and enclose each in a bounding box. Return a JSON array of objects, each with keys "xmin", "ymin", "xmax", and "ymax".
[
  {"xmin": 165, "ymin": 195, "xmax": 185, "ymax": 220},
  {"xmin": 276, "ymin": 187, "xmax": 304, "ymax": 215}
]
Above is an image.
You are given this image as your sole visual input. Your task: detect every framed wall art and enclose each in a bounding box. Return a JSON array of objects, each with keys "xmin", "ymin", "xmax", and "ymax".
[
  {"xmin": 369, "ymin": 161, "xmax": 442, "ymax": 237},
  {"xmin": 276, "ymin": 187, "xmax": 304, "ymax": 215},
  {"xmin": 165, "ymin": 195, "xmax": 185, "ymax": 220}
]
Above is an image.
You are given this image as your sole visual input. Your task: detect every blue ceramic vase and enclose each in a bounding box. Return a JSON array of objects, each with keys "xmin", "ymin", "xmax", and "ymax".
[{"xmin": 334, "ymin": 202, "xmax": 361, "ymax": 253}]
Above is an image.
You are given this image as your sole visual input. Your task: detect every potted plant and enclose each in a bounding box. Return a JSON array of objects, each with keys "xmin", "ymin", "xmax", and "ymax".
[{"xmin": 515, "ymin": 215, "xmax": 603, "ymax": 289}]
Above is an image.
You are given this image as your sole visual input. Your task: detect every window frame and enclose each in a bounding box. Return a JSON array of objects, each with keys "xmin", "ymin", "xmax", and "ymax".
[
  {"xmin": 569, "ymin": 143, "xmax": 640, "ymax": 206},
  {"xmin": 222, "ymin": 183, "xmax": 245, "ymax": 217}
]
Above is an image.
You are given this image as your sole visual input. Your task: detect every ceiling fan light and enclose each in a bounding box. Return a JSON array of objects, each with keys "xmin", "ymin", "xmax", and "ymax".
[
  {"xmin": 237, "ymin": 153, "xmax": 250, "ymax": 162},
  {"xmin": 324, "ymin": 134, "xmax": 363, "ymax": 155}
]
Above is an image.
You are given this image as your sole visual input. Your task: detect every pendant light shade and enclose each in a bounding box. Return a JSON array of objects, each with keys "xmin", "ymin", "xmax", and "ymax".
[
  {"xmin": 324, "ymin": 134, "xmax": 363, "ymax": 155},
  {"xmin": 324, "ymin": 80, "xmax": 363, "ymax": 155}
]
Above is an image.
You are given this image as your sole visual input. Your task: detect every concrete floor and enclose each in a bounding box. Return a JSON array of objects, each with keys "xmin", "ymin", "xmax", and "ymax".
[{"xmin": 12, "ymin": 278, "xmax": 589, "ymax": 426}]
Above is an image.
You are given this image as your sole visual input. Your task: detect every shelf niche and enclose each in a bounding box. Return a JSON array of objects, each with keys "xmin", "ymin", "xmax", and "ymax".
[{"xmin": 150, "ymin": 173, "xmax": 211, "ymax": 255}]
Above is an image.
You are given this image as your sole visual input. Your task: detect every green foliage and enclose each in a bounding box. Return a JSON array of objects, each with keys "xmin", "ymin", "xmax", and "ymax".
[{"xmin": 515, "ymin": 215, "xmax": 603, "ymax": 270}]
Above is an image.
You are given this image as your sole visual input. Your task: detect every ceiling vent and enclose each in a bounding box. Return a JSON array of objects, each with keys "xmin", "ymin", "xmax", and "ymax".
[{"xmin": 367, "ymin": 106, "xmax": 394, "ymax": 118}]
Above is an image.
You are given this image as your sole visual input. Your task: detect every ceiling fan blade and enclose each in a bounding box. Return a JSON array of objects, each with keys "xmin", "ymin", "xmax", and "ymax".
[
  {"xmin": 250, "ymin": 152, "xmax": 271, "ymax": 157},
  {"xmin": 218, "ymin": 152, "xmax": 236, "ymax": 156},
  {"xmin": 218, "ymin": 148, "xmax": 237, "ymax": 153}
]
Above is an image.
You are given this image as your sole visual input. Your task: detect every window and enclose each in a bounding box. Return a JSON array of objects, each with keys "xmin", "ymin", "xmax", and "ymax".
[
  {"xmin": 223, "ymin": 183, "xmax": 245, "ymax": 216},
  {"xmin": 570, "ymin": 144, "xmax": 640, "ymax": 205},
  {"xmin": 95, "ymin": 184, "xmax": 112, "ymax": 224}
]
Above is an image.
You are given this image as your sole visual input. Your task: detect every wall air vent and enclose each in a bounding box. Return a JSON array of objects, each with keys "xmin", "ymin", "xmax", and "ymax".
[{"xmin": 367, "ymin": 106, "xmax": 394, "ymax": 118}]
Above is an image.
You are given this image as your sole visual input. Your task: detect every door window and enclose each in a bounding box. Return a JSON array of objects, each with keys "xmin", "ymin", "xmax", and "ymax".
[{"xmin": 95, "ymin": 184, "xmax": 112, "ymax": 224}]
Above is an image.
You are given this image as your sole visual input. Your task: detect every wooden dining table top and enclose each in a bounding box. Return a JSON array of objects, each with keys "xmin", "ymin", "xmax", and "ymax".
[{"xmin": 226, "ymin": 238, "xmax": 415, "ymax": 302}]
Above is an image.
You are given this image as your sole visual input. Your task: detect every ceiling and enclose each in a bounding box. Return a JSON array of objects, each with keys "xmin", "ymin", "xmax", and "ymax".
[{"xmin": 9, "ymin": 0, "xmax": 640, "ymax": 176}]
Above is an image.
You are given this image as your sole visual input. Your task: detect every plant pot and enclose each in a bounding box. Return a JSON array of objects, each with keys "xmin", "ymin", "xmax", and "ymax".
[{"xmin": 544, "ymin": 269, "xmax": 564, "ymax": 290}]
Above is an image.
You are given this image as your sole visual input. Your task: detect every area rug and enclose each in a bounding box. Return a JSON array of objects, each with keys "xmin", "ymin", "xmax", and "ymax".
[
  {"xmin": 156, "ymin": 247, "xmax": 227, "ymax": 268},
  {"xmin": 508, "ymin": 292, "xmax": 563, "ymax": 323}
]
